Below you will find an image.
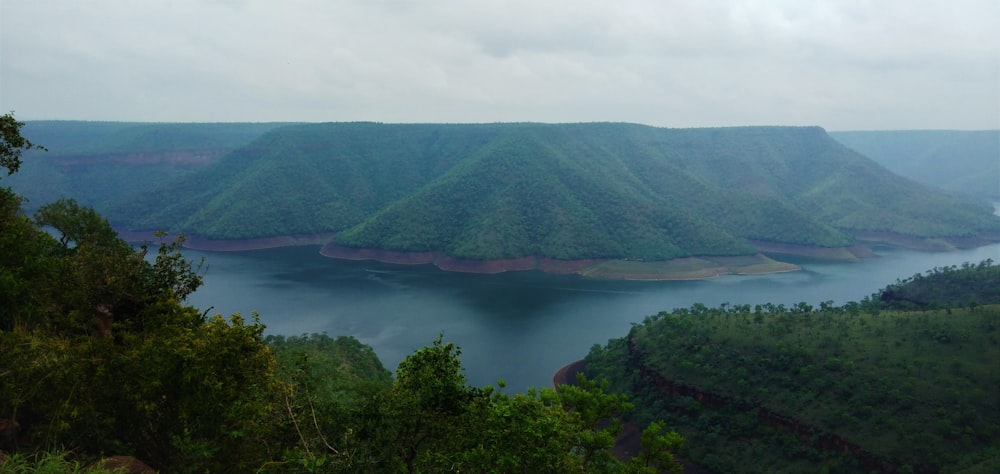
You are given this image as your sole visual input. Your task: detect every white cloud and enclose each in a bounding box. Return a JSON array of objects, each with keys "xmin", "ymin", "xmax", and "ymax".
[{"xmin": 2, "ymin": 0, "xmax": 997, "ymax": 129}]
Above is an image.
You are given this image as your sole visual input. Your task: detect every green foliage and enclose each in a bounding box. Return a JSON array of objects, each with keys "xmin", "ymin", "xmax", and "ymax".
[
  {"xmin": 268, "ymin": 336, "xmax": 684, "ymax": 474},
  {"xmin": 0, "ymin": 449, "xmax": 124, "ymax": 474},
  {"xmin": 586, "ymin": 293, "xmax": 1000, "ymax": 473},
  {"xmin": 465, "ymin": 388, "xmax": 582, "ymax": 473},
  {"xmin": 0, "ymin": 197, "xmax": 204, "ymax": 336},
  {"xmin": 878, "ymin": 259, "xmax": 999, "ymax": 309},
  {"xmin": 384, "ymin": 339, "xmax": 686, "ymax": 474},
  {"xmin": 268, "ymin": 333, "xmax": 392, "ymax": 408},
  {"xmin": 1, "ymin": 304, "xmax": 278, "ymax": 473},
  {"xmin": 34, "ymin": 198, "xmax": 121, "ymax": 250},
  {"xmin": 266, "ymin": 333, "xmax": 393, "ymax": 471},
  {"xmin": 556, "ymin": 375, "xmax": 633, "ymax": 469},
  {"xmin": 0, "ymin": 188, "xmax": 63, "ymax": 330},
  {"xmin": 629, "ymin": 421, "xmax": 685, "ymax": 474},
  {"xmin": 0, "ymin": 191, "xmax": 276, "ymax": 472},
  {"xmin": 0, "ymin": 112, "xmax": 45, "ymax": 177}
]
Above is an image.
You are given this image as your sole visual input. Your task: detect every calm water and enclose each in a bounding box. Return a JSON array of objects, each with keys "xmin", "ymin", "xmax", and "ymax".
[{"xmin": 185, "ymin": 243, "xmax": 999, "ymax": 391}]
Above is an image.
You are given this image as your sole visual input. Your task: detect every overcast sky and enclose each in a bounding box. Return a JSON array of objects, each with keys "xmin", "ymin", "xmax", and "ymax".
[{"xmin": 2, "ymin": 0, "xmax": 998, "ymax": 130}]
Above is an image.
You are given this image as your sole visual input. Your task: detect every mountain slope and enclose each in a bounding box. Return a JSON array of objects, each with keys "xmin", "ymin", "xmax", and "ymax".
[
  {"xmin": 112, "ymin": 123, "xmax": 502, "ymax": 238},
  {"xmin": 830, "ymin": 130, "xmax": 1000, "ymax": 200},
  {"xmin": 636, "ymin": 126, "xmax": 998, "ymax": 238},
  {"xmin": 38, "ymin": 122, "xmax": 1000, "ymax": 262},
  {"xmin": 7, "ymin": 121, "xmax": 288, "ymax": 212},
  {"xmin": 584, "ymin": 262, "xmax": 1000, "ymax": 472},
  {"xmin": 336, "ymin": 126, "xmax": 754, "ymax": 260},
  {"xmin": 334, "ymin": 124, "xmax": 997, "ymax": 259}
]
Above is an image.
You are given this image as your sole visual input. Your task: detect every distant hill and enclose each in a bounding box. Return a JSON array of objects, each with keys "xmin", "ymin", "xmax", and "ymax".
[
  {"xmin": 8, "ymin": 122, "xmax": 999, "ymax": 271},
  {"xmin": 5, "ymin": 121, "xmax": 289, "ymax": 212},
  {"xmin": 830, "ymin": 130, "xmax": 1000, "ymax": 200}
]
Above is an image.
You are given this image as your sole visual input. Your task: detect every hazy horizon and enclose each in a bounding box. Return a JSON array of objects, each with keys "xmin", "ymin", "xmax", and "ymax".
[
  {"xmin": 15, "ymin": 119, "xmax": 1000, "ymax": 134},
  {"xmin": 3, "ymin": 1, "xmax": 998, "ymax": 131}
]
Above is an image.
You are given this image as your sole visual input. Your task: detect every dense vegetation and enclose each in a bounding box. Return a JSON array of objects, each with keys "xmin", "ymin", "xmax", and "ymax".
[
  {"xmin": 109, "ymin": 123, "xmax": 1000, "ymax": 255},
  {"xmin": 9, "ymin": 122, "xmax": 998, "ymax": 264},
  {"xmin": 0, "ymin": 193, "xmax": 688, "ymax": 472},
  {"xmin": 879, "ymin": 260, "xmax": 999, "ymax": 310},
  {"xmin": 120, "ymin": 123, "xmax": 997, "ymax": 259},
  {"xmin": 109, "ymin": 122, "xmax": 500, "ymax": 242},
  {"xmin": 586, "ymin": 261, "xmax": 1000, "ymax": 473},
  {"xmin": 1, "ymin": 118, "xmax": 684, "ymax": 472},
  {"xmin": 831, "ymin": 130, "xmax": 1000, "ymax": 200}
]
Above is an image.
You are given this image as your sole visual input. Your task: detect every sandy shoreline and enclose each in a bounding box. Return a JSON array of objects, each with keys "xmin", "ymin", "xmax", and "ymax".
[
  {"xmin": 117, "ymin": 230, "xmax": 810, "ymax": 279},
  {"xmin": 319, "ymin": 242, "xmax": 603, "ymax": 274},
  {"xmin": 319, "ymin": 242, "xmax": 806, "ymax": 280},
  {"xmin": 118, "ymin": 228, "xmax": 995, "ymax": 280}
]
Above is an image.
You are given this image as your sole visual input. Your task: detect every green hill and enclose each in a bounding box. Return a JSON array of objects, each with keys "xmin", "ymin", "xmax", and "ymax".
[
  {"xmin": 109, "ymin": 122, "xmax": 500, "ymax": 239},
  {"xmin": 5, "ymin": 121, "xmax": 288, "ymax": 212},
  {"xmin": 830, "ymin": 130, "xmax": 1000, "ymax": 200},
  {"xmin": 104, "ymin": 123, "xmax": 998, "ymax": 261},
  {"xmin": 585, "ymin": 261, "xmax": 1000, "ymax": 472},
  {"xmin": 879, "ymin": 259, "xmax": 1000, "ymax": 310},
  {"xmin": 9, "ymin": 121, "xmax": 999, "ymax": 267},
  {"xmin": 333, "ymin": 125, "xmax": 757, "ymax": 260}
]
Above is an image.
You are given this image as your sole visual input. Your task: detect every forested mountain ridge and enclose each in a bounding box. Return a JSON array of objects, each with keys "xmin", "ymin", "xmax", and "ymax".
[
  {"xmin": 585, "ymin": 260, "xmax": 1000, "ymax": 473},
  {"xmin": 830, "ymin": 130, "xmax": 1000, "ymax": 201},
  {"xmin": 8, "ymin": 121, "xmax": 999, "ymax": 269},
  {"xmin": 110, "ymin": 122, "xmax": 502, "ymax": 240},
  {"xmin": 879, "ymin": 259, "xmax": 999, "ymax": 310},
  {"xmin": 5, "ymin": 121, "xmax": 289, "ymax": 212},
  {"xmin": 105, "ymin": 123, "xmax": 999, "ymax": 260}
]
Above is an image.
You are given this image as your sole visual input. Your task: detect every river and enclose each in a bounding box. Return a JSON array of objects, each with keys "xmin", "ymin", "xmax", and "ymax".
[{"xmin": 184, "ymin": 243, "xmax": 998, "ymax": 391}]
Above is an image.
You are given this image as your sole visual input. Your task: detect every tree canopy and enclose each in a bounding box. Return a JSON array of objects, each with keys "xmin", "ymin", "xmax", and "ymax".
[
  {"xmin": 585, "ymin": 270, "xmax": 1000, "ymax": 473},
  {"xmin": 0, "ymin": 112, "xmax": 45, "ymax": 176}
]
